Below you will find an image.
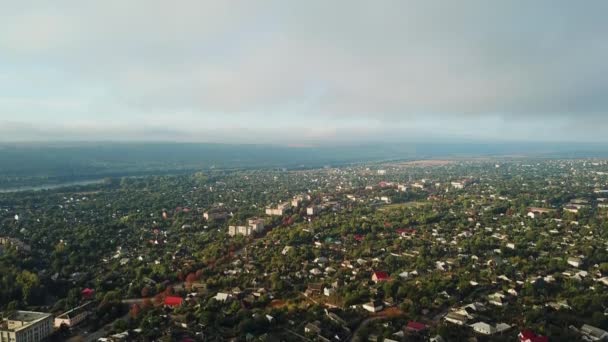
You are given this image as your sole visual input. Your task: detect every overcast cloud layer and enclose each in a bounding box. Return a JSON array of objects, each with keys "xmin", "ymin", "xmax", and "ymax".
[{"xmin": 1, "ymin": 0, "xmax": 607, "ymax": 144}]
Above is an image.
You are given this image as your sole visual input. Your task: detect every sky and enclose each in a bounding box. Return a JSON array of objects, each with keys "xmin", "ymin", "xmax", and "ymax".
[{"xmin": 1, "ymin": 1, "xmax": 607, "ymax": 145}]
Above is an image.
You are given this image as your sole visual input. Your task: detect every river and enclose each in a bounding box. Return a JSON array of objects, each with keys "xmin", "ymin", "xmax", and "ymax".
[{"xmin": 0, "ymin": 179, "xmax": 105, "ymax": 193}]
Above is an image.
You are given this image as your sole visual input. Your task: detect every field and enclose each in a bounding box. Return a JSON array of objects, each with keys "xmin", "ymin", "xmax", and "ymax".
[{"xmin": 378, "ymin": 202, "xmax": 428, "ymax": 211}]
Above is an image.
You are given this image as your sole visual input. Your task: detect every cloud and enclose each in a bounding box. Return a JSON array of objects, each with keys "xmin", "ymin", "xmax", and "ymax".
[{"xmin": 0, "ymin": 0, "xmax": 607, "ymax": 142}]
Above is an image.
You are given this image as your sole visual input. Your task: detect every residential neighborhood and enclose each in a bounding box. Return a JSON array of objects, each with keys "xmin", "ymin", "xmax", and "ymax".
[{"xmin": 1, "ymin": 159, "xmax": 608, "ymax": 341}]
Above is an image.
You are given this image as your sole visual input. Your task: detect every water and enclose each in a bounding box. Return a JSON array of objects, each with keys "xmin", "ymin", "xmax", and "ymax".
[{"xmin": 0, "ymin": 179, "xmax": 105, "ymax": 193}]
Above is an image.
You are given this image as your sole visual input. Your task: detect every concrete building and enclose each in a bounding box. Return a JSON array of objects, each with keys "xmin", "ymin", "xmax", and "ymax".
[
  {"xmin": 228, "ymin": 225, "xmax": 253, "ymax": 237},
  {"xmin": 228, "ymin": 218, "xmax": 265, "ymax": 237},
  {"xmin": 306, "ymin": 206, "xmax": 319, "ymax": 216},
  {"xmin": 451, "ymin": 181, "xmax": 465, "ymax": 189},
  {"xmin": 265, "ymin": 202, "xmax": 291, "ymax": 216},
  {"xmin": 0, "ymin": 237, "xmax": 31, "ymax": 253},
  {"xmin": 527, "ymin": 207, "xmax": 554, "ymax": 219},
  {"xmin": 248, "ymin": 218, "xmax": 265, "ymax": 233},
  {"xmin": 203, "ymin": 208, "xmax": 229, "ymax": 221},
  {"xmin": 291, "ymin": 195, "xmax": 305, "ymax": 207},
  {"xmin": 1, "ymin": 311, "xmax": 53, "ymax": 342}
]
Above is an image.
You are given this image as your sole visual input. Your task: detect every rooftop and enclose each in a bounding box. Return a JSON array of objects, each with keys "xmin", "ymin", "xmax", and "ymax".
[{"xmin": 1, "ymin": 311, "xmax": 51, "ymax": 332}]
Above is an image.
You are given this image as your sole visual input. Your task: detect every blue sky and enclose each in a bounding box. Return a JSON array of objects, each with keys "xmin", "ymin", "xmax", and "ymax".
[{"xmin": 1, "ymin": 1, "xmax": 607, "ymax": 144}]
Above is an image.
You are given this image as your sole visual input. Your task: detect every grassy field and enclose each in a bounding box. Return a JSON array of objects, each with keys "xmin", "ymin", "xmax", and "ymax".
[{"xmin": 378, "ymin": 202, "xmax": 428, "ymax": 211}]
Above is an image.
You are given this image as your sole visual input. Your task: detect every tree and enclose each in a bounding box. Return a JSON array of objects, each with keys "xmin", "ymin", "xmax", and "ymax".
[
  {"xmin": 130, "ymin": 304, "xmax": 141, "ymax": 319},
  {"xmin": 113, "ymin": 318, "xmax": 128, "ymax": 332},
  {"xmin": 185, "ymin": 273, "xmax": 197, "ymax": 284},
  {"xmin": 16, "ymin": 270, "xmax": 39, "ymax": 304}
]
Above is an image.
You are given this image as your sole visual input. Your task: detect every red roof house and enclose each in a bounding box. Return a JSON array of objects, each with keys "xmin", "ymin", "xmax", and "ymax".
[
  {"xmin": 81, "ymin": 288, "xmax": 95, "ymax": 299},
  {"xmin": 519, "ymin": 330, "xmax": 549, "ymax": 342},
  {"xmin": 164, "ymin": 296, "xmax": 184, "ymax": 307},
  {"xmin": 396, "ymin": 228, "xmax": 416, "ymax": 236},
  {"xmin": 354, "ymin": 234, "xmax": 365, "ymax": 242},
  {"xmin": 406, "ymin": 321, "xmax": 427, "ymax": 332},
  {"xmin": 371, "ymin": 271, "xmax": 390, "ymax": 283}
]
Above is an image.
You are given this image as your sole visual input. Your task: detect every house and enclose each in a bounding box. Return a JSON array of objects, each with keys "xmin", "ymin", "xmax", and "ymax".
[
  {"xmin": 527, "ymin": 207, "xmax": 554, "ymax": 219},
  {"xmin": 451, "ymin": 181, "xmax": 465, "ymax": 189},
  {"xmin": 580, "ymin": 324, "xmax": 608, "ymax": 341},
  {"xmin": 362, "ymin": 301, "xmax": 383, "ymax": 313},
  {"xmin": 596, "ymin": 277, "xmax": 608, "ymax": 286},
  {"xmin": 412, "ymin": 182, "xmax": 425, "ymax": 189},
  {"xmin": 54, "ymin": 302, "xmax": 94, "ymax": 328},
  {"xmin": 371, "ymin": 271, "xmax": 390, "ymax": 283},
  {"xmin": 518, "ymin": 329, "xmax": 549, "ymax": 342},
  {"xmin": 323, "ymin": 287, "xmax": 335, "ymax": 297},
  {"xmin": 488, "ymin": 292, "xmax": 506, "ymax": 306},
  {"xmin": 214, "ymin": 292, "xmax": 231, "ymax": 302},
  {"xmin": 563, "ymin": 205, "xmax": 579, "ymax": 213},
  {"xmin": 164, "ymin": 296, "xmax": 184, "ymax": 307},
  {"xmin": 304, "ymin": 321, "xmax": 322, "ymax": 335},
  {"xmin": 567, "ymin": 257, "xmax": 582, "ymax": 268},
  {"xmin": 470, "ymin": 322, "xmax": 510, "ymax": 335},
  {"xmin": 405, "ymin": 321, "xmax": 427, "ymax": 333},
  {"xmin": 309, "ymin": 268, "xmax": 322, "ymax": 276},
  {"xmin": 444, "ymin": 312, "xmax": 469, "ymax": 325},
  {"xmin": 429, "ymin": 335, "xmax": 446, "ymax": 342},
  {"xmin": 396, "ymin": 228, "xmax": 416, "ymax": 237},
  {"xmin": 81, "ymin": 288, "xmax": 95, "ymax": 300},
  {"xmin": 304, "ymin": 284, "xmax": 323, "ymax": 297},
  {"xmin": 470, "ymin": 322, "xmax": 495, "ymax": 335}
]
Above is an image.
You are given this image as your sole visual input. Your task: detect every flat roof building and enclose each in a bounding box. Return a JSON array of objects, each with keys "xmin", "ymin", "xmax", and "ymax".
[{"xmin": 1, "ymin": 311, "xmax": 53, "ymax": 342}]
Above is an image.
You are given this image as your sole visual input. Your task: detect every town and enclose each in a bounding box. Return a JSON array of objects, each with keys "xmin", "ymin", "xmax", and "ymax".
[{"xmin": 1, "ymin": 159, "xmax": 608, "ymax": 341}]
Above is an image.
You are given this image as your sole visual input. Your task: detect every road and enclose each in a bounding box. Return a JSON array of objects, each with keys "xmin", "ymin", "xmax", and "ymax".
[{"xmin": 83, "ymin": 312, "xmax": 130, "ymax": 342}]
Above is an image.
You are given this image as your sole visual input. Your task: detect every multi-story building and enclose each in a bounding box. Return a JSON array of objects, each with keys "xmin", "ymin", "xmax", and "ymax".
[
  {"xmin": 0, "ymin": 237, "xmax": 31, "ymax": 253},
  {"xmin": 248, "ymin": 218, "xmax": 265, "ymax": 233},
  {"xmin": 228, "ymin": 225, "xmax": 252, "ymax": 237},
  {"xmin": 306, "ymin": 206, "xmax": 319, "ymax": 216},
  {"xmin": 291, "ymin": 195, "xmax": 304, "ymax": 207},
  {"xmin": 229, "ymin": 218, "xmax": 265, "ymax": 237},
  {"xmin": 1, "ymin": 311, "xmax": 53, "ymax": 342},
  {"xmin": 265, "ymin": 202, "xmax": 291, "ymax": 216},
  {"xmin": 203, "ymin": 208, "xmax": 229, "ymax": 221}
]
